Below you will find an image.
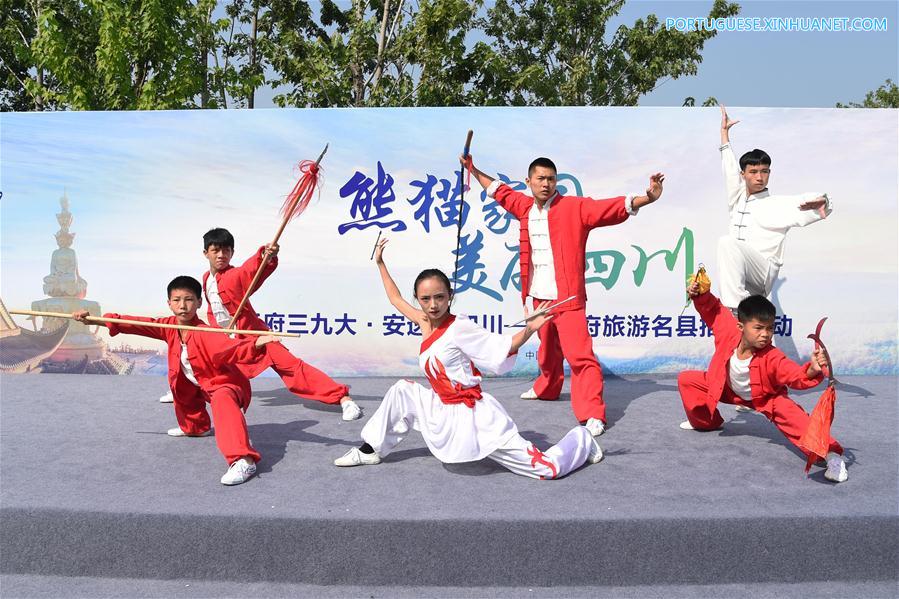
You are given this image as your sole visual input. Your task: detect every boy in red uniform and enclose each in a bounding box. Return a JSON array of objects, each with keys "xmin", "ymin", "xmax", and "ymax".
[
  {"xmin": 200, "ymin": 228, "xmax": 361, "ymax": 421},
  {"xmin": 678, "ymin": 281, "xmax": 848, "ymax": 482},
  {"xmin": 464, "ymin": 155, "xmax": 664, "ymax": 436},
  {"xmin": 75, "ymin": 276, "xmax": 279, "ymax": 485}
]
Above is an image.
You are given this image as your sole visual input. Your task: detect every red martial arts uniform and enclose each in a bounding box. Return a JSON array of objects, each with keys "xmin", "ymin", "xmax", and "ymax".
[
  {"xmin": 678, "ymin": 292, "xmax": 843, "ymax": 456},
  {"xmin": 104, "ymin": 314, "xmax": 263, "ymax": 465},
  {"xmin": 491, "ymin": 184, "xmax": 632, "ymax": 424},
  {"xmin": 202, "ymin": 246, "xmax": 349, "ymax": 403}
]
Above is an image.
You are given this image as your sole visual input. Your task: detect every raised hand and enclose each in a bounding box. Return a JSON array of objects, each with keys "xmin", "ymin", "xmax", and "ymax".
[
  {"xmin": 799, "ymin": 196, "xmax": 829, "ymax": 219},
  {"xmin": 686, "ymin": 280, "xmax": 702, "ymax": 298},
  {"xmin": 374, "ymin": 237, "xmax": 389, "ymax": 265},
  {"xmin": 525, "ymin": 300, "xmax": 556, "ymax": 333},
  {"xmin": 646, "ymin": 172, "xmax": 665, "ymax": 202},
  {"xmin": 720, "ymin": 105, "xmax": 740, "ymax": 132},
  {"xmin": 809, "ymin": 347, "xmax": 827, "ymax": 375},
  {"xmin": 264, "ymin": 243, "xmax": 280, "ymax": 258},
  {"xmin": 72, "ymin": 309, "xmax": 91, "ymax": 323}
]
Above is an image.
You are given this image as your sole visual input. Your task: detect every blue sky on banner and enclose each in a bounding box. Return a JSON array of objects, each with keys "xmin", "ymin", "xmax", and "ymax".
[
  {"xmin": 251, "ymin": 0, "xmax": 898, "ymax": 109},
  {"xmin": 1, "ymin": 107, "xmax": 896, "ymax": 375}
]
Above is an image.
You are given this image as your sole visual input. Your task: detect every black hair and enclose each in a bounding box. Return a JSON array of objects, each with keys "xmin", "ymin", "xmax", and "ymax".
[
  {"xmin": 528, "ymin": 157, "xmax": 558, "ymax": 177},
  {"xmin": 167, "ymin": 275, "xmax": 203, "ymax": 300},
  {"xmin": 739, "ymin": 149, "xmax": 771, "ymax": 171},
  {"xmin": 413, "ymin": 269, "xmax": 453, "ymax": 299},
  {"xmin": 203, "ymin": 228, "xmax": 234, "ymax": 251},
  {"xmin": 737, "ymin": 295, "xmax": 776, "ymax": 324}
]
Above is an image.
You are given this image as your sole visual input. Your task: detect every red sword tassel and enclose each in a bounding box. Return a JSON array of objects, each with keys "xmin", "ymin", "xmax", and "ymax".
[{"xmin": 798, "ymin": 317, "xmax": 839, "ymax": 474}]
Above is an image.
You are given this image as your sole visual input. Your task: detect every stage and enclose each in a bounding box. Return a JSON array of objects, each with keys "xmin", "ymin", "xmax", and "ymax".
[{"xmin": 1, "ymin": 373, "xmax": 896, "ymax": 597}]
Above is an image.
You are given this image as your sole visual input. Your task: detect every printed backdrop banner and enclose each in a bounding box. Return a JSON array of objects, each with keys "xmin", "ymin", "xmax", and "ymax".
[{"xmin": 1, "ymin": 107, "xmax": 896, "ymax": 377}]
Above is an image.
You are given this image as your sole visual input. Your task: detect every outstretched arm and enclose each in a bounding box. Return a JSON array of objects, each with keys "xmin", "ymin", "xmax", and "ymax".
[
  {"xmin": 374, "ymin": 238, "xmax": 427, "ymax": 325},
  {"xmin": 770, "ymin": 347, "xmax": 825, "ymax": 390},
  {"xmin": 754, "ymin": 192, "xmax": 832, "ymax": 229}
]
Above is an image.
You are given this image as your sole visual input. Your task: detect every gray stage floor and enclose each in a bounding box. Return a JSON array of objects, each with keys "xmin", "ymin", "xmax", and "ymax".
[{"xmin": 1, "ymin": 373, "xmax": 897, "ymax": 596}]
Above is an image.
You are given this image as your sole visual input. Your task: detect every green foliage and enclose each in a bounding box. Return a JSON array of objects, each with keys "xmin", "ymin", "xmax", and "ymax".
[
  {"xmin": 1, "ymin": 0, "xmax": 39, "ymax": 110},
  {"xmin": 2, "ymin": 0, "xmax": 742, "ymax": 110},
  {"xmin": 683, "ymin": 96, "xmax": 718, "ymax": 107},
  {"xmin": 270, "ymin": 0, "xmax": 482, "ymax": 107},
  {"xmin": 474, "ymin": 0, "xmax": 739, "ymax": 106},
  {"xmin": 4, "ymin": 0, "xmax": 210, "ymax": 110},
  {"xmin": 837, "ymin": 79, "xmax": 899, "ymax": 108}
]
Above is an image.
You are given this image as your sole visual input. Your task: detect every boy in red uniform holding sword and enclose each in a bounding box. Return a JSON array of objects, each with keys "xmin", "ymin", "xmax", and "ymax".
[
  {"xmin": 678, "ymin": 280, "xmax": 848, "ymax": 482},
  {"xmin": 75, "ymin": 276, "xmax": 279, "ymax": 485},
  {"xmin": 200, "ymin": 228, "xmax": 362, "ymax": 421},
  {"xmin": 463, "ymin": 155, "xmax": 664, "ymax": 436}
]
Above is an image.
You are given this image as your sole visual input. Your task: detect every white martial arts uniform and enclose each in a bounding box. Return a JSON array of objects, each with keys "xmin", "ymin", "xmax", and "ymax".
[
  {"xmin": 717, "ymin": 142, "xmax": 832, "ymax": 308},
  {"xmin": 361, "ymin": 315, "xmax": 594, "ymax": 479}
]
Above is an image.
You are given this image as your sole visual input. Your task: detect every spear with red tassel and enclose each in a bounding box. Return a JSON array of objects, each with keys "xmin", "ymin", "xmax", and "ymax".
[
  {"xmin": 227, "ymin": 144, "xmax": 328, "ymax": 330},
  {"xmin": 798, "ymin": 317, "xmax": 839, "ymax": 474}
]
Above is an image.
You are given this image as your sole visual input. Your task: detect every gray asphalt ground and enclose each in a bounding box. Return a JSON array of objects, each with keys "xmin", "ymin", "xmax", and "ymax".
[{"xmin": 1, "ymin": 373, "xmax": 896, "ymax": 597}]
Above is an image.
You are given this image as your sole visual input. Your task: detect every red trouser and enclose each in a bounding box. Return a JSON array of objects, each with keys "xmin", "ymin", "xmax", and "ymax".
[
  {"xmin": 531, "ymin": 303, "xmax": 605, "ymax": 424},
  {"xmin": 174, "ymin": 386, "xmax": 262, "ymax": 465},
  {"xmin": 677, "ymin": 370, "xmax": 843, "ymax": 456},
  {"xmin": 238, "ymin": 341, "xmax": 349, "ymax": 404}
]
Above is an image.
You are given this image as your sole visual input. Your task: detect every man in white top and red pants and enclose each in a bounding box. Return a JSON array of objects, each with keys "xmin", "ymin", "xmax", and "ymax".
[{"xmin": 464, "ymin": 155, "xmax": 664, "ymax": 435}]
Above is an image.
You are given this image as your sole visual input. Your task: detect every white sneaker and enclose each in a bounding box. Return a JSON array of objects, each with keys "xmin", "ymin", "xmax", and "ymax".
[
  {"xmin": 520, "ymin": 388, "xmax": 539, "ymax": 400},
  {"xmin": 734, "ymin": 404, "xmax": 754, "ymax": 413},
  {"xmin": 341, "ymin": 399, "xmax": 363, "ymax": 421},
  {"xmin": 334, "ymin": 447, "xmax": 381, "ymax": 467},
  {"xmin": 824, "ymin": 452, "xmax": 848, "ymax": 483},
  {"xmin": 159, "ymin": 391, "xmax": 174, "ymax": 403},
  {"xmin": 167, "ymin": 427, "xmax": 213, "ymax": 437},
  {"xmin": 584, "ymin": 417, "xmax": 605, "ymax": 437},
  {"xmin": 220, "ymin": 457, "xmax": 257, "ymax": 485},
  {"xmin": 679, "ymin": 420, "xmax": 722, "ymax": 431},
  {"xmin": 587, "ymin": 435, "xmax": 604, "ymax": 464}
]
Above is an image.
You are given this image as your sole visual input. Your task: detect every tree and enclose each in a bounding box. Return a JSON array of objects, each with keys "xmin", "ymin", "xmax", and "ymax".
[
  {"xmin": 0, "ymin": 0, "xmax": 84, "ymax": 111},
  {"xmin": 683, "ymin": 96, "xmax": 718, "ymax": 107},
  {"xmin": 837, "ymin": 78, "xmax": 899, "ymax": 108},
  {"xmin": 270, "ymin": 0, "xmax": 482, "ymax": 108},
  {"xmin": 3, "ymin": 0, "xmax": 744, "ymax": 110},
  {"xmin": 472, "ymin": 0, "xmax": 740, "ymax": 106},
  {"xmin": 3, "ymin": 0, "xmax": 215, "ymax": 110}
]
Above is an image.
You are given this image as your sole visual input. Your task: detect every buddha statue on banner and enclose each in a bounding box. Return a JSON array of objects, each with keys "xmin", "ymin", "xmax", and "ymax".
[{"xmin": 31, "ymin": 192, "xmax": 107, "ymax": 362}]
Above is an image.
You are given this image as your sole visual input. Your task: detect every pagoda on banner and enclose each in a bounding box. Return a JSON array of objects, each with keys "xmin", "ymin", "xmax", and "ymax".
[
  {"xmin": 0, "ymin": 296, "xmax": 69, "ymax": 373},
  {"xmin": 28, "ymin": 192, "xmax": 131, "ymax": 374}
]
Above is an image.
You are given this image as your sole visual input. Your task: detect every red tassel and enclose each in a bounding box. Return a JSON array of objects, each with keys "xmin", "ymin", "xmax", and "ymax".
[
  {"xmin": 279, "ymin": 160, "xmax": 321, "ymax": 222},
  {"xmin": 799, "ymin": 384, "xmax": 836, "ymax": 473}
]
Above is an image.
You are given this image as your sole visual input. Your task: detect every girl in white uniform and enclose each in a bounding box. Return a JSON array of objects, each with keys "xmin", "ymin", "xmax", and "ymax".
[{"xmin": 334, "ymin": 238, "xmax": 603, "ymax": 479}]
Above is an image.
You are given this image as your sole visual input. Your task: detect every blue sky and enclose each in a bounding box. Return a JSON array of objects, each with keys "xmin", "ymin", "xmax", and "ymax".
[{"xmin": 250, "ymin": 0, "xmax": 898, "ymax": 109}]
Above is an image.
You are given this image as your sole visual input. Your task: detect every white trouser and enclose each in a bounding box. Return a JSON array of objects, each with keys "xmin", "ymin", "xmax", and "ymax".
[
  {"xmin": 361, "ymin": 381, "xmax": 593, "ymax": 480},
  {"xmin": 717, "ymin": 236, "xmax": 779, "ymax": 309},
  {"xmin": 487, "ymin": 426, "xmax": 593, "ymax": 480}
]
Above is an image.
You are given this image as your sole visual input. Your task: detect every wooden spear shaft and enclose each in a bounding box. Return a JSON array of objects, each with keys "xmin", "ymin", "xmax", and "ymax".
[
  {"xmin": 226, "ymin": 143, "xmax": 329, "ymax": 330},
  {"xmin": 10, "ymin": 310, "xmax": 300, "ymax": 338}
]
